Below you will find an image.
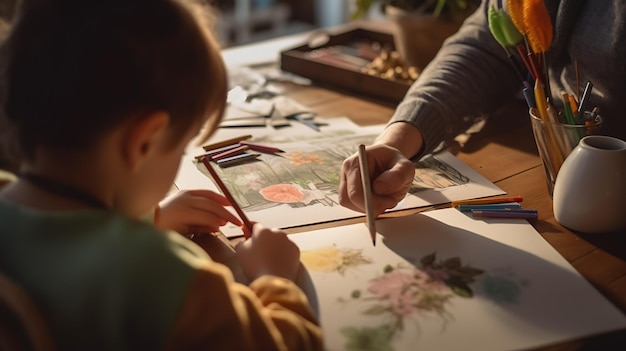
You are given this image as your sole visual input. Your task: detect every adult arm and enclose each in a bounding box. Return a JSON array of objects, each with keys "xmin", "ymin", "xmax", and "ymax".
[{"xmin": 389, "ymin": 0, "xmax": 522, "ymax": 158}]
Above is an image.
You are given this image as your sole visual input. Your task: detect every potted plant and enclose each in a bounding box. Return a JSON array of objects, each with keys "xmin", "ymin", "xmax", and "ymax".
[{"xmin": 353, "ymin": 0, "xmax": 481, "ymax": 69}]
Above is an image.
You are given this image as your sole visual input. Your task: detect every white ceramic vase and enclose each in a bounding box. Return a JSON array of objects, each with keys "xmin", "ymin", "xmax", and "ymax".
[{"xmin": 552, "ymin": 136, "xmax": 626, "ymax": 233}]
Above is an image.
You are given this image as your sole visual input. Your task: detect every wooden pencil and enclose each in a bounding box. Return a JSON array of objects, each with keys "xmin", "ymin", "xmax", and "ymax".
[
  {"xmin": 201, "ymin": 157, "xmax": 252, "ymax": 239},
  {"xmin": 358, "ymin": 144, "xmax": 376, "ymax": 246}
]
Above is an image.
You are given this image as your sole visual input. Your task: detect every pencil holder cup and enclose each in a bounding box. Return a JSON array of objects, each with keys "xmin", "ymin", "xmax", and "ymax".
[
  {"xmin": 529, "ymin": 109, "xmax": 603, "ymax": 196},
  {"xmin": 552, "ymin": 136, "xmax": 626, "ymax": 233}
]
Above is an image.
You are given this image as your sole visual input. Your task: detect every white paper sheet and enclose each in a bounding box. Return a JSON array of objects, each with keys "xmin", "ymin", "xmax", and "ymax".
[{"xmin": 288, "ymin": 208, "xmax": 626, "ymax": 351}]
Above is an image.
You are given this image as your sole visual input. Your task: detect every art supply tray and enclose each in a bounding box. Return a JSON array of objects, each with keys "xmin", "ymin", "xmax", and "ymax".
[{"xmin": 280, "ymin": 28, "xmax": 414, "ymax": 103}]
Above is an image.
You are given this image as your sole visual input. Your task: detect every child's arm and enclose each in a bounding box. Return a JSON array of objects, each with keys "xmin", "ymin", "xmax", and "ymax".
[
  {"xmin": 165, "ymin": 268, "xmax": 323, "ymax": 351},
  {"xmin": 164, "ymin": 224, "xmax": 323, "ymax": 350},
  {"xmin": 155, "ymin": 189, "xmax": 242, "ymax": 235}
]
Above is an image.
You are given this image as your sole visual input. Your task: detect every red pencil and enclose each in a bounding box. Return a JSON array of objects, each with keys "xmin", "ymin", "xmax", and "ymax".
[
  {"xmin": 210, "ymin": 145, "xmax": 249, "ymax": 161},
  {"xmin": 194, "ymin": 143, "xmax": 243, "ymax": 160},
  {"xmin": 201, "ymin": 157, "xmax": 252, "ymax": 238},
  {"xmin": 239, "ymin": 140, "xmax": 284, "ymax": 154}
]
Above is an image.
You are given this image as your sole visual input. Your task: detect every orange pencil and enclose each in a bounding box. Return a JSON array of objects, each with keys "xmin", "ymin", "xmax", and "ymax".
[
  {"xmin": 568, "ymin": 94, "xmax": 579, "ymax": 119},
  {"xmin": 202, "ymin": 134, "xmax": 252, "ymax": 151},
  {"xmin": 452, "ymin": 196, "xmax": 523, "ymax": 208}
]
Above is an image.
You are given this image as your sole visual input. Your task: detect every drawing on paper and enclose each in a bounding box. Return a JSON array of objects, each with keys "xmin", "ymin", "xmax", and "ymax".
[
  {"xmin": 195, "ymin": 133, "xmax": 470, "ymax": 213},
  {"xmin": 409, "ymin": 157, "xmax": 470, "ymax": 194},
  {"xmin": 300, "ymin": 245, "xmax": 373, "ymax": 275},
  {"xmin": 300, "ymin": 250, "xmax": 525, "ymax": 350}
]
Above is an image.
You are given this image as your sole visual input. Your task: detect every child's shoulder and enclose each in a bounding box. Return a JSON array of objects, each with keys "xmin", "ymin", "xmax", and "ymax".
[
  {"xmin": 0, "ymin": 203, "xmax": 214, "ymax": 347},
  {"xmin": 0, "ymin": 202, "xmax": 210, "ymax": 281}
]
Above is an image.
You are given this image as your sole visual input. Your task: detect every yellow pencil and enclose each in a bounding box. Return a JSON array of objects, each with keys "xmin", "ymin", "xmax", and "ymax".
[
  {"xmin": 534, "ymin": 79, "xmax": 564, "ymax": 173},
  {"xmin": 533, "ymin": 79, "xmax": 550, "ymax": 121}
]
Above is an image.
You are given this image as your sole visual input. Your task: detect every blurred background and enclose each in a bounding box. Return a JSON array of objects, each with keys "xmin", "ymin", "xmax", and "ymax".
[
  {"xmin": 0, "ymin": 1, "xmax": 374, "ymax": 48},
  {"xmin": 214, "ymin": 0, "xmax": 361, "ymax": 47}
]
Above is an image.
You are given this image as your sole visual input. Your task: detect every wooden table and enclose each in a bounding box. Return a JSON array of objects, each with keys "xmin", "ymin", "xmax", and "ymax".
[{"xmin": 200, "ymin": 25, "xmax": 626, "ymax": 350}]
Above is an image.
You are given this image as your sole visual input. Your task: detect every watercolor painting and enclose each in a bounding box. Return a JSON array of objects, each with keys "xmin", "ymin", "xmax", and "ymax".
[
  {"xmin": 301, "ymin": 248, "xmax": 526, "ymax": 351},
  {"xmin": 175, "ymin": 120, "xmax": 504, "ymax": 235},
  {"xmin": 195, "ymin": 133, "xmax": 469, "ymax": 212},
  {"xmin": 301, "ymin": 246, "xmax": 373, "ymax": 275},
  {"xmin": 288, "ymin": 208, "xmax": 626, "ymax": 351}
]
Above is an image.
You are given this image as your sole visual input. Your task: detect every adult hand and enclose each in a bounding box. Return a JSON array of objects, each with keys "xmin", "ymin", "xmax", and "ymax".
[
  {"xmin": 339, "ymin": 144, "xmax": 415, "ymax": 216},
  {"xmin": 156, "ymin": 189, "xmax": 241, "ymax": 235},
  {"xmin": 235, "ymin": 223, "xmax": 300, "ymax": 281}
]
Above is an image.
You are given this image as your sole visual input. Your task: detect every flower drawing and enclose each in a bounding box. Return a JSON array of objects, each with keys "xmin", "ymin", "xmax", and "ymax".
[
  {"xmin": 339, "ymin": 252, "xmax": 496, "ymax": 350},
  {"xmin": 259, "ymin": 183, "xmax": 305, "ymax": 203},
  {"xmin": 286, "ymin": 151, "xmax": 322, "ymax": 166},
  {"xmin": 300, "ymin": 246, "xmax": 373, "ymax": 275}
]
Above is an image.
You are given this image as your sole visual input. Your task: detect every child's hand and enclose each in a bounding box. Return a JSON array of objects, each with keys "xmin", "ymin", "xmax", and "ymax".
[
  {"xmin": 155, "ymin": 189, "xmax": 242, "ymax": 235},
  {"xmin": 235, "ymin": 223, "xmax": 300, "ymax": 281}
]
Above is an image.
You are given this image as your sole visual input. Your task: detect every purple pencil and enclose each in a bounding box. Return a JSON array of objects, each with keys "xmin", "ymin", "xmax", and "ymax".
[{"xmin": 472, "ymin": 209, "xmax": 538, "ymax": 220}]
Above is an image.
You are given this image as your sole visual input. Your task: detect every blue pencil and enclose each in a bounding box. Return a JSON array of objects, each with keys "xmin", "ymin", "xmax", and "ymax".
[
  {"xmin": 216, "ymin": 153, "xmax": 260, "ymax": 167},
  {"xmin": 457, "ymin": 202, "xmax": 522, "ymax": 212},
  {"xmin": 472, "ymin": 209, "xmax": 538, "ymax": 220}
]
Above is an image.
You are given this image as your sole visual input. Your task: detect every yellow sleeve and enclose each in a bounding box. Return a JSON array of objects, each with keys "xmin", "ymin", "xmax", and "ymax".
[
  {"xmin": 0, "ymin": 169, "xmax": 17, "ymax": 189},
  {"xmin": 164, "ymin": 261, "xmax": 323, "ymax": 351}
]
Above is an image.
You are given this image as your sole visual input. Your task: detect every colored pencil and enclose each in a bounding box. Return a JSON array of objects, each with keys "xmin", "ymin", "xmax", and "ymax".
[
  {"xmin": 358, "ymin": 144, "xmax": 376, "ymax": 246},
  {"xmin": 471, "ymin": 209, "xmax": 538, "ymax": 220},
  {"xmin": 202, "ymin": 134, "xmax": 252, "ymax": 151},
  {"xmin": 451, "ymin": 196, "xmax": 523, "ymax": 207},
  {"xmin": 239, "ymin": 141, "xmax": 284, "ymax": 154},
  {"xmin": 457, "ymin": 203, "xmax": 522, "ymax": 212},
  {"xmin": 201, "ymin": 157, "xmax": 252, "ymax": 238},
  {"xmin": 216, "ymin": 152, "xmax": 260, "ymax": 168},
  {"xmin": 195, "ymin": 143, "xmax": 243, "ymax": 160},
  {"xmin": 210, "ymin": 145, "xmax": 249, "ymax": 161}
]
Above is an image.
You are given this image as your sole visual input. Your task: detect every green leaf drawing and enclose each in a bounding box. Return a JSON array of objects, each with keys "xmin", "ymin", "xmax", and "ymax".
[{"xmin": 341, "ymin": 325, "xmax": 395, "ymax": 351}]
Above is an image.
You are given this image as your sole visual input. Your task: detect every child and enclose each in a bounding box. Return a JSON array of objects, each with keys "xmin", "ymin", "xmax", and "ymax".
[{"xmin": 0, "ymin": 0, "xmax": 323, "ymax": 350}]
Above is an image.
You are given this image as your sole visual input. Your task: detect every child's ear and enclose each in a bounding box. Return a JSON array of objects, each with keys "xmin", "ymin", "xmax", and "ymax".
[{"xmin": 123, "ymin": 111, "xmax": 170, "ymax": 171}]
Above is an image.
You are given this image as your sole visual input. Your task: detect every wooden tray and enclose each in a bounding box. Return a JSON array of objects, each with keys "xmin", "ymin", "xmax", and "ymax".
[{"xmin": 280, "ymin": 28, "xmax": 413, "ymax": 103}]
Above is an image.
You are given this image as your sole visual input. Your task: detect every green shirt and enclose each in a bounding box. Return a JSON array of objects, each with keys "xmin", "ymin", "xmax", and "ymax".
[{"xmin": 0, "ymin": 201, "xmax": 203, "ymax": 350}]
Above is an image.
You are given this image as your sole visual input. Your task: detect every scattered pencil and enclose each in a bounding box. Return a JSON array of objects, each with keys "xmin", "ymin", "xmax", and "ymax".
[
  {"xmin": 216, "ymin": 152, "xmax": 260, "ymax": 168},
  {"xmin": 457, "ymin": 202, "xmax": 522, "ymax": 212},
  {"xmin": 471, "ymin": 209, "xmax": 538, "ymax": 220},
  {"xmin": 239, "ymin": 141, "xmax": 284, "ymax": 154},
  {"xmin": 202, "ymin": 134, "xmax": 252, "ymax": 151},
  {"xmin": 194, "ymin": 143, "xmax": 243, "ymax": 160},
  {"xmin": 451, "ymin": 196, "xmax": 523, "ymax": 207},
  {"xmin": 211, "ymin": 145, "xmax": 249, "ymax": 161}
]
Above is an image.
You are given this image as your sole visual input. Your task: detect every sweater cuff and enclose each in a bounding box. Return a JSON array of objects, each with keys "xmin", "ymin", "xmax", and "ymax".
[{"xmin": 389, "ymin": 100, "xmax": 449, "ymax": 158}]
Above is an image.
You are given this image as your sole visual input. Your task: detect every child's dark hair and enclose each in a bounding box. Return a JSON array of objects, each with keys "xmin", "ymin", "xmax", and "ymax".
[{"xmin": 0, "ymin": 0, "xmax": 227, "ymax": 163}]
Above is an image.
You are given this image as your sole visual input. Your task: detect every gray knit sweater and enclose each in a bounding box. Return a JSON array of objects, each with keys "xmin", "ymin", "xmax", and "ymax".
[{"xmin": 391, "ymin": 0, "xmax": 626, "ymax": 156}]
